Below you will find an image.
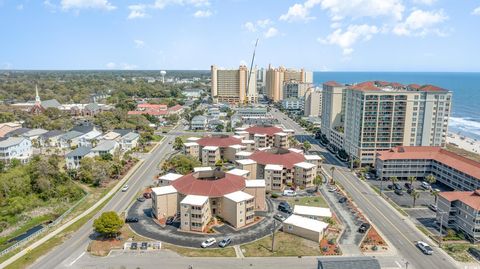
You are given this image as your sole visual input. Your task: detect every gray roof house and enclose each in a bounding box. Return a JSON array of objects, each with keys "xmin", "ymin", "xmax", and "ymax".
[
  {"xmin": 65, "ymin": 146, "xmax": 92, "ymax": 158},
  {"xmin": 91, "ymin": 140, "xmax": 118, "ymax": 156},
  {"xmin": 40, "ymin": 130, "xmax": 65, "ymax": 140},
  {"xmin": 41, "ymin": 99, "xmax": 62, "ymax": 109},
  {"xmin": 22, "ymin": 128, "xmax": 49, "ymax": 139},
  {"xmin": 60, "ymin": 131, "xmax": 84, "ymax": 141},
  {"xmin": 317, "ymin": 257, "xmax": 381, "ymax": 269},
  {"xmin": 5, "ymin": 128, "xmax": 31, "ymax": 137}
]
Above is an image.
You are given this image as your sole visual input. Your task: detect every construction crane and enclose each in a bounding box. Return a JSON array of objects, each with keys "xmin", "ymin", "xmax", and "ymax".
[{"xmin": 245, "ymin": 38, "xmax": 259, "ymax": 105}]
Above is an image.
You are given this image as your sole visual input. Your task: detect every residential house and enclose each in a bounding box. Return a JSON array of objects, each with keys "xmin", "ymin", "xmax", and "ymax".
[
  {"xmin": 119, "ymin": 132, "xmax": 139, "ymax": 151},
  {"xmin": 0, "ymin": 137, "xmax": 33, "ymax": 164},
  {"xmin": 59, "ymin": 131, "xmax": 84, "ymax": 148},
  {"xmin": 38, "ymin": 130, "xmax": 65, "ymax": 147},
  {"xmin": 65, "ymin": 146, "xmax": 93, "ymax": 170},
  {"xmin": 191, "ymin": 115, "xmax": 208, "ymax": 130},
  {"xmin": 91, "ymin": 140, "xmax": 119, "ymax": 157}
]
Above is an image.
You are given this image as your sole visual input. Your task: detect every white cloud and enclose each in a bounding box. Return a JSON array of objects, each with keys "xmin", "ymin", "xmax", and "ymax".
[
  {"xmin": 256, "ymin": 19, "xmax": 271, "ymax": 28},
  {"xmin": 121, "ymin": 63, "xmax": 138, "ymax": 70},
  {"xmin": 279, "ymin": 3, "xmax": 315, "ymax": 22},
  {"xmin": 105, "ymin": 62, "xmax": 116, "ymax": 69},
  {"xmin": 320, "ymin": 0, "xmax": 404, "ymax": 21},
  {"xmin": 243, "ymin": 22, "xmax": 256, "ymax": 32},
  {"xmin": 319, "ymin": 24, "xmax": 379, "ymax": 55},
  {"xmin": 412, "ymin": 0, "xmax": 436, "ymax": 5},
  {"xmin": 193, "ymin": 10, "xmax": 212, "ymax": 18},
  {"xmin": 243, "ymin": 19, "xmax": 272, "ymax": 32},
  {"xmin": 472, "ymin": 7, "xmax": 480, "ymax": 16},
  {"xmin": 128, "ymin": 4, "xmax": 147, "ymax": 19},
  {"xmin": 134, "ymin": 39, "xmax": 145, "ymax": 48},
  {"xmin": 60, "ymin": 0, "xmax": 116, "ymax": 11},
  {"xmin": 393, "ymin": 9, "xmax": 448, "ymax": 36},
  {"xmin": 153, "ymin": 0, "xmax": 210, "ymax": 9},
  {"xmin": 264, "ymin": 27, "xmax": 279, "ymax": 38}
]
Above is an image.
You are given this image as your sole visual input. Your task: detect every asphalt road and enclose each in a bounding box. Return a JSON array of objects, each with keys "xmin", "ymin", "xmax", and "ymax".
[
  {"xmin": 270, "ymin": 109, "xmax": 459, "ymax": 269},
  {"xmin": 29, "ymin": 125, "xmax": 181, "ymax": 269}
]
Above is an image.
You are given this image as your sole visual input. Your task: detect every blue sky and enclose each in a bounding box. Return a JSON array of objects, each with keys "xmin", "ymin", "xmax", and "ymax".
[{"xmin": 0, "ymin": 0, "xmax": 479, "ymax": 71}]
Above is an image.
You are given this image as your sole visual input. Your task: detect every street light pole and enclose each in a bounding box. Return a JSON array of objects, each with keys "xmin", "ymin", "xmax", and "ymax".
[
  {"xmin": 438, "ymin": 211, "xmax": 446, "ymax": 247},
  {"xmin": 271, "ymin": 220, "xmax": 276, "ymax": 252}
]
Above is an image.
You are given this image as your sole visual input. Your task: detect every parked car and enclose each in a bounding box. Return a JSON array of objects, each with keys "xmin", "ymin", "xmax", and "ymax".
[
  {"xmin": 358, "ymin": 223, "xmax": 371, "ymax": 233},
  {"xmin": 394, "ymin": 189, "xmax": 404, "ymax": 196},
  {"xmin": 421, "ymin": 181, "xmax": 431, "ymax": 190},
  {"xmin": 393, "ymin": 183, "xmax": 402, "ymax": 191},
  {"xmin": 201, "ymin": 238, "xmax": 217, "ymax": 248},
  {"xmin": 125, "ymin": 217, "xmax": 139, "ymax": 223},
  {"xmin": 140, "ymin": 242, "xmax": 148, "ymax": 250},
  {"xmin": 338, "ymin": 197, "xmax": 348, "ymax": 203},
  {"xmin": 274, "ymin": 214, "xmax": 286, "ymax": 222},
  {"xmin": 416, "ymin": 241, "xmax": 433, "ymax": 255},
  {"xmin": 166, "ymin": 216, "xmax": 174, "ymax": 225},
  {"xmin": 283, "ymin": 190, "xmax": 297, "ymax": 197},
  {"xmin": 137, "ymin": 197, "xmax": 146, "ymax": 202},
  {"xmin": 407, "ymin": 188, "xmax": 413, "ymax": 194},
  {"xmin": 328, "ymin": 186, "xmax": 338, "ymax": 192},
  {"xmin": 278, "ymin": 203, "xmax": 292, "ymax": 214},
  {"xmin": 428, "ymin": 204, "xmax": 438, "ymax": 212},
  {"xmin": 404, "ymin": 182, "xmax": 412, "ymax": 189},
  {"xmin": 218, "ymin": 238, "xmax": 232, "ymax": 248},
  {"xmin": 387, "ymin": 184, "xmax": 394, "ymax": 190},
  {"xmin": 143, "ymin": 192, "xmax": 151, "ymax": 199},
  {"xmin": 121, "ymin": 185, "xmax": 129, "ymax": 192},
  {"xmin": 130, "ymin": 242, "xmax": 138, "ymax": 250}
]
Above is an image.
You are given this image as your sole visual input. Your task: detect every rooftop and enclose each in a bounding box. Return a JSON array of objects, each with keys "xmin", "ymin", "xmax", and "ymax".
[
  {"xmin": 194, "ymin": 167, "xmax": 213, "ymax": 172},
  {"xmin": 65, "ymin": 146, "xmax": 92, "ymax": 158},
  {"xmin": 377, "ymin": 146, "xmax": 480, "ymax": 179},
  {"xmin": 184, "ymin": 142, "xmax": 199, "ymax": 147},
  {"xmin": 294, "ymin": 162, "xmax": 317, "ymax": 169},
  {"xmin": 265, "ymin": 164, "xmax": 283, "ymax": 171},
  {"xmin": 151, "ymin": 185, "xmax": 177, "ymax": 196},
  {"xmin": 245, "ymin": 179, "xmax": 266, "ymax": 188},
  {"xmin": 172, "ymin": 170, "xmax": 246, "ymax": 197},
  {"xmin": 181, "ymin": 195, "xmax": 209, "ymax": 206},
  {"xmin": 346, "ymin": 80, "xmax": 449, "ymax": 93},
  {"xmin": 226, "ymin": 168, "xmax": 250, "ymax": 177},
  {"xmin": 92, "ymin": 140, "xmax": 117, "ymax": 152},
  {"xmin": 0, "ymin": 137, "xmax": 28, "ymax": 148},
  {"xmin": 236, "ymin": 159, "xmax": 257, "ymax": 165},
  {"xmin": 283, "ymin": 214, "xmax": 328, "ymax": 233},
  {"xmin": 203, "ymin": 145, "xmax": 219, "ymax": 151},
  {"xmin": 236, "ymin": 151, "xmax": 252, "ymax": 157},
  {"xmin": 293, "ymin": 205, "xmax": 332, "ymax": 218},
  {"xmin": 250, "ymin": 148, "xmax": 306, "ymax": 169},
  {"xmin": 305, "ymin": 155, "xmax": 322, "ymax": 161},
  {"xmin": 224, "ymin": 191, "xmax": 254, "ymax": 203},
  {"xmin": 439, "ymin": 190, "xmax": 480, "ymax": 209},
  {"xmin": 323, "ymin": 81, "xmax": 343, "ymax": 87},
  {"xmin": 245, "ymin": 125, "xmax": 284, "ymax": 136},
  {"xmin": 159, "ymin": 173, "xmax": 183, "ymax": 182},
  {"xmin": 197, "ymin": 135, "xmax": 242, "ymax": 148}
]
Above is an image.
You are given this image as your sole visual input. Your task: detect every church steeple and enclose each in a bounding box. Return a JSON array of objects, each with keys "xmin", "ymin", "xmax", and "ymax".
[{"xmin": 35, "ymin": 85, "xmax": 41, "ymax": 104}]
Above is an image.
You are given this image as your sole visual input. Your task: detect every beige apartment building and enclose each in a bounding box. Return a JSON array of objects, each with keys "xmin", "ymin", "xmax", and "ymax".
[
  {"xmin": 211, "ymin": 65, "xmax": 257, "ymax": 104},
  {"xmin": 265, "ymin": 65, "xmax": 313, "ymax": 102},
  {"xmin": 304, "ymin": 87, "xmax": 322, "ymax": 117},
  {"xmin": 183, "ymin": 142, "xmax": 200, "ymax": 159},
  {"xmin": 321, "ymin": 81, "xmax": 452, "ymax": 165},
  {"xmin": 201, "ymin": 146, "xmax": 221, "ymax": 166},
  {"xmin": 150, "ymin": 170, "xmax": 266, "ymax": 232},
  {"xmin": 294, "ymin": 162, "xmax": 317, "ymax": 189}
]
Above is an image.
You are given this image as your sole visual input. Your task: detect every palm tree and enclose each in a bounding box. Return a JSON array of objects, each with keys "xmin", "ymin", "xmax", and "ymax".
[
  {"xmin": 313, "ymin": 175, "xmax": 323, "ymax": 191},
  {"xmin": 411, "ymin": 189, "xmax": 420, "ymax": 207},
  {"xmin": 390, "ymin": 176, "xmax": 398, "ymax": 186},
  {"xmin": 426, "ymin": 174, "xmax": 436, "ymax": 186},
  {"xmin": 431, "ymin": 189, "xmax": 440, "ymax": 204},
  {"xmin": 330, "ymin": 166, "xmax": 336, "ymax": 184},
  {"xmin": 407, "ymin": 176, "xmax": 416, "ymax": 186}
]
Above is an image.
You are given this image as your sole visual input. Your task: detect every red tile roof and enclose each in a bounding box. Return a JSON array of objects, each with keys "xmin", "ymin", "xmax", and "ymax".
[
  {"xmin": 377, "ymin": 146, "xmax": 480, "ymax": 179},
  {"xmin": 439, "ymin": 191, "xmax": 480, "ymax": 209},
  {"xmin": 172, "ymin": 172, "xmax": 246, "ymax": 197},
  {"xmin": 408, "ymin": 84, "xmax": 421, "ymax": 90},
  {"xmin": 419, "ymin": 84, "xmax": 448, "ymax": 92},
  {"xmin": 349, "ymin": 81, "xmax": 381, "ymax": 91},
  {"xmin": 138, "ymin": 103, "xmax": 167, "ymax": 110},
  {"xmin": 127, "ymin": 109, "xmax": 168, "ymax": 116},
  {"xmin": 323, "ymin": 81, "xmax": 343, "ymax": 87},
  {"xmin": 250, "ymin": 149, "xmax": 306, "ymax": 169},
  {"xmin": 197, "ymin": 136, "xmax": 242, "ymax": 148},
  {"xmin": 168, "ymin": 104, "xmax": 183, "ymax": 111},
  {"xmin": 245, "ymin": 125, "xmax": 284, "ymax": 136}
]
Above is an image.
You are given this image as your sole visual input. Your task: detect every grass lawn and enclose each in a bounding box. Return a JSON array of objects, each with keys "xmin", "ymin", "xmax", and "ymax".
[
  {"xmin": 442, "ymin": 243, "xmax": 475, "ymax": 262},
  {"xmin": 241, "ymin": 231, "xmax": 321, "ymax": 257},
  {"xmin": 284, "ymin": 194, "xmax": 328, "ymax": 208},
  {"xmin": 163, "ymin": 243, "xmax": 236, "ymax": 257}
]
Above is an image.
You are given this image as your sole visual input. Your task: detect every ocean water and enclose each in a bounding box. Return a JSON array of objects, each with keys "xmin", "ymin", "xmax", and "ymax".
[{"xmin": 313, "ymin": 72, "xmax": 480, "ymax": 140}]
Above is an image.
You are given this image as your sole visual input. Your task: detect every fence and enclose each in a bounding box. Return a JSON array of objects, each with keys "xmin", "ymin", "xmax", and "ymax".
[{"xmin": 0, "ymin": 192, "xmax": 89, "ymax": 257}]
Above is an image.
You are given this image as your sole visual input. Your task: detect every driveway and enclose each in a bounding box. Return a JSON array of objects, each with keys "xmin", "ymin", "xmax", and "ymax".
[{"xmin": 127, "ymin": 198, "xmax": 281, "ymax": 248}]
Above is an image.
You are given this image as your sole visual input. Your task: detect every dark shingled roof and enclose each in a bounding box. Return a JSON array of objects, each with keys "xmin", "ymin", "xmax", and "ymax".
[
  {"xmin": 317, "ymin": 257, "xmax": 381, "ymax": 269},
  {"xmin": 65, "ymin": 146, "xmax": 92, "ymax": 158}
]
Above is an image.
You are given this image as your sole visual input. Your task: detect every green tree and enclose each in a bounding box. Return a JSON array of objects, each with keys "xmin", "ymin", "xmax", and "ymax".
[
  {"xmin": 411, "ymin": 189, "xmax": 420, "ymax": 208},
  {"xmin": 303, "ymin": 141, "xmax": 312, "ymax": 151},
  {"xmin": 330, "ymin": 166, "xmax": 336, "ymax": 184},
  {"xmin": 215, "ymin": 124, "xmax": 224, "ymax": 132},
  {"xmin": 313, "ymin": 175, "xmax": 323, "ymax": 190},
  {"xmin": 173, "ymin": 137, "xmax": 184, "ymax": 150},
  {"xmin": 162, "ymin": 155, "xmax": 201, "ymax": 175},
  {"xmin": 93, "ymin": 211, "xmax": 123, "ymax": 238},
  {"xmin": 431, "ymin": 189, "xmax": 440, "ymax": 204},
  {"xmin": 426, "ymin": 174, "xmax": 436, "ymax": 186},
  {"xmin": 408, "ymin": 176, "xmax": 416, "ymax": 186},
  {"xmin": 390, "ymin": 176, "xmax": 398, "ymax": 186}
]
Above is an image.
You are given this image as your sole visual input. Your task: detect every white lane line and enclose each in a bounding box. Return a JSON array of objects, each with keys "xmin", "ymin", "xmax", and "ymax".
[
  {"xmin": 394, "ymin": 261, "xmax": 402, "ymax": 268},
  {"xmin": 68, "ymin": 251, "xmax": 85, "ymax": 266}
]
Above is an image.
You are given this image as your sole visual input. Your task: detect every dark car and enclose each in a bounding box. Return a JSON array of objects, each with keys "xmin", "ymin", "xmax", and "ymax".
[
  {"xmin": 140, "ymin": 242, "xmax": 148, "ymax": 250},
  {"xmin": 125, "ymin": 217, "xmax": 139, "ymax": 223},
  {"xmin": 394, "ymin": 189, "xmax": 404, "ymax": 196},
  {"xmin": 166, "ymin": 216, "xmax": 174, "ymax": 225},
  {"xmin": 130, "ymin": 242, "xmax": 138, "ymax": 250},
  {"xmin": 407, "ymin": 188, "xmax": 413, "ymax": 194},
  {"xmin": 393, "ymin": 183, "xmax": 402, "ymax": 190},
  {"xmin": 143, "ymin": 192, "xmax": 151, "ymax": 199},
  {"xmin": 387, "ymin": 184, "xmax": 394, "ymax": 190},
  {"xmin": 338, "ymin": 197, "xmax": 348, "ymax": 203},
  {"xmin": 404, "ymin": 182, "xmax": 412, "ymax": 189},
  {"xmin": 137, "ymin": 197, "xmax": 146, "ymax": 202},
  {"xmin": 219, "ymin": 238, "xmax": 232, "ymax": 248},
  {"xmin": 358, "ymin": 223, "xmax": 371, "ymax": 233},
  {"xmin": 278, "ymin": 204, "xmax": 292, "ymax": 214}
]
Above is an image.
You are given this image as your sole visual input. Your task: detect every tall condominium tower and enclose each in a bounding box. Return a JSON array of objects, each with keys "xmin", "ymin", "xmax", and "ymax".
[
  {"xmin": 211, "ymin": 65, "xmax": 257, "ymax": 104},
  {"xmin": 304, "ymin": 87, "xmax": 322, "ymax": 117},
  {"xmin": 265, "ymin": 65, "xmax": 313, "ymax": 102},
  {"xmin": 321, "ymin": 81, "xmax": 452, "ymax": 165}
]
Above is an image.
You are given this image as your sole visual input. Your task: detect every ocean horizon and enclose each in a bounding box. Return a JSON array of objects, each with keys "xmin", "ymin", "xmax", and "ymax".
[{"xmin": 313, "ymin": 72, "xmax": 480, "ymax": 141}]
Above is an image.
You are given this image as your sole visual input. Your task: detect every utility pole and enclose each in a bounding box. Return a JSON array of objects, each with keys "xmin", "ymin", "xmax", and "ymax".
[
  {"xmin": 438, "ymin": 211, "xmax": 446, "ymax": 247},
  {"xmin": 405, "ymin": 261, "xmax": 409, "ymax": 269},
  {"xmin": 271, "ymin": 220, "xmax": 276, "ymax": 252}
]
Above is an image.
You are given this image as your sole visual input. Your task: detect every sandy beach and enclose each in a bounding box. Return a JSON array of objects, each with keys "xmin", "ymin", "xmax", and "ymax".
[{"xmin": 447, "ymin": 132, "xmax": 480, "ymax": 154}]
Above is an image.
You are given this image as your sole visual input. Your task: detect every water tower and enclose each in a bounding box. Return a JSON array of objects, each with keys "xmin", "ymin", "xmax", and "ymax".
[{"xmin": 160, "ymin": 70, "xmax": 166, "ymax": 83}]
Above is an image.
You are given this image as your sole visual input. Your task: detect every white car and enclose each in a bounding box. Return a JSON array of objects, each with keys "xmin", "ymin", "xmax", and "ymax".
[
  {"xmin": 416, "ymin": 241, "xmax": 433, "ymax": 255},
  {"xmin": 283, "ymin": 190, "xmax": 297, "ymax": 197},
  {"xmin": 121, "ymin": 185, "xmax": 129, "ymax": 192},
  {"xmin": 201, "ymin": 238, "xmax": 217, "ymax": 248},
  {"xmin": 421, "ymin": 181, "xmax": 431, "ymax": 190}
]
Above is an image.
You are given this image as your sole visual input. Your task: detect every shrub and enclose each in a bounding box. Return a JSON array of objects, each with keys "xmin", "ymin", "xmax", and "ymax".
[{"xmin": 271, "ymin": 193, "xmax": 279, "ymax": 198}]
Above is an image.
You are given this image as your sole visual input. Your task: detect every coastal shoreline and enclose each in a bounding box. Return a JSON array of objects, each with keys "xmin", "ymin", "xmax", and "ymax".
[{"xmin": 447, "ymin": 132, "xmax": 480, "ymax": 154}]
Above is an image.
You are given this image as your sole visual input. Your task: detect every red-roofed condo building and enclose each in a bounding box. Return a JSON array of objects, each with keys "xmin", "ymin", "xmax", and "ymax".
[
  {"xmin": 321, "ymin": 81, "xmax": 452, "ymax": 165},
  {"xmin": 151, "ymin": 170, "xmax": 266, "ymax": 232},
  {"xmin": 437, "ymin": 190, "xmax": 480, "ymax": 242},
  {"xmin": 376, "ymin": 146, "xmax": 480, "ymax": 191}
]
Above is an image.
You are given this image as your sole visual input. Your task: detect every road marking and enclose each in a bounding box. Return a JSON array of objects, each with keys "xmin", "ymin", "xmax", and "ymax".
[
  {"xmin": 395, "ymin": 260, "xmax": 402, "ymax": 268},
  {"xmin": 68, "ymin": 251, "xmax": 85, "ymax": 266}
]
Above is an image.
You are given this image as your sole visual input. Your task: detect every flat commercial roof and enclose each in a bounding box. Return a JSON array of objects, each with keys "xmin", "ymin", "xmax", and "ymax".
[
  {"xmin": 245, "ymin": 179, "xmax": 266, "ymax": 188},
  {"xmin": 305, "ymin": 155, "xmax": 322, "ymax": 161},
  {"xmin": 294, "ymin": 162, "xmax": 317, "ymax": 169},
  {"xmin": 288, "ymin": 148, "xmax": 304, "ymax": 154},
  {"xmin": 293, "ymin": 205, "xmax": 332, "ymax": 218},
  {"xmin": 236, "ymin": 151, "xmax": 252, "ymax": 157},
  {"xmin": 159, "ymin": 173, "xmax": 183, "ymax": 182},
  {"xmin": 194, "ymin": 167, "xmax": 213, "ymax": 172},
  {"xmin": 224, "ymin": 191, "xmax": 254, "ymax": 203},
  {"xmin": 203, "ymin": 145, "xmax": 219, "ymax": 151},
  {"xmin": 183, "ymin": 142, "xmax": 199, "ymax": 147},
  {"xmin": 274, "ymin": 132, "xmax": 288, "ymax": 136},
  {"xmin": 152, "ymin": 185, "xmax": 177, "ymax": 196},
  {"xmin": 237, "ymin": 159, "xmax": 257, "ymax": 165},
  {"xmin": 241, "ymin": 139, "xmax": 255, "ymax": 144},
  {"xmin": 181, "ymin": 195, "xmax": 209, "ymax": 206},
  {"xmin": 284, "ymin": 214, "xmax": 328, "ymax": 233},
  {"xmin": 229, "ymin": 144, "xmax": 245, "ymax": 149},
  {"xmin": 186, "ymin": 137, "xmax": 201, "ymax": 141},
  {"xmin": 226, "ymin": 168, "xmax": 250, "ymax": 177},
  {"xmin": 265, "ymin": 164, "xmax": 283, "ymax": 171}
]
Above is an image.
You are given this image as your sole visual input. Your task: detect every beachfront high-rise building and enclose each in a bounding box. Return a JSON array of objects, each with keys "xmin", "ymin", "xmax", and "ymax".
[
  {"xmin": 211, "ymin": 65, "xmax": 257, "ymax": 104},
  {"xmin": 304, "ymin": 87, "xmax": 322, "ymax": 117},
  {"xmin": 321, "ymin": 81, "xmax": 452, "ymax": 165},
  {"xmin": 265, "ymin": 65, "xmax": 313, "ymax": 102}
]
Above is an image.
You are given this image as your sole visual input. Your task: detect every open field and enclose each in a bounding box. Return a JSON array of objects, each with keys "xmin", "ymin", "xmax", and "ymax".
[{"xmin": 241, "ymin": 232, "xmax": 321, "ymax": 257}]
